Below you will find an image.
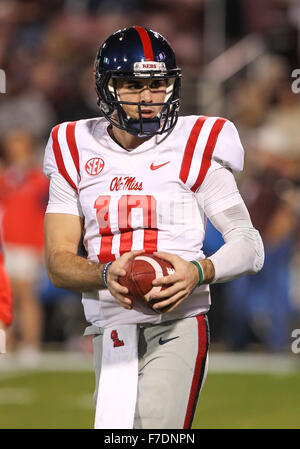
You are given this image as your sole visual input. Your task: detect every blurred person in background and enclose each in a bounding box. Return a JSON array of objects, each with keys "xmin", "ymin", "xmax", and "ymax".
[
  {"xmin": 223, "ymin": 80, "xmax": 300, "ymax": 351},
  {"xmin": 0, "ymin": 129, "xmax": 49, "ymax": 364},
  {"xmin": 0, "ymin": 0, "xmax": 57, "ymax": 140}
]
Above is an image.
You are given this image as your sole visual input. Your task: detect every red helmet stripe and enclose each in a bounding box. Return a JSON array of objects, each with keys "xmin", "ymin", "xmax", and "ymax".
[{"xmin": 134, "ymin": 26, "xmax": 154, "ymax": 61}]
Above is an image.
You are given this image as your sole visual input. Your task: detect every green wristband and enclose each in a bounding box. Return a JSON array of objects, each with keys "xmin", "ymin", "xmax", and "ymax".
[{"xmin": 191, "ymin": 260, "xmax": 204, "ymax": 286}]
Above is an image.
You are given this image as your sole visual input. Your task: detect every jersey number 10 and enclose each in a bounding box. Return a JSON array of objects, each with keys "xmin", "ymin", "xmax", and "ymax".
[{"xmin": 94, "ymin": 194, "xmax": 158, "ymax": 263}]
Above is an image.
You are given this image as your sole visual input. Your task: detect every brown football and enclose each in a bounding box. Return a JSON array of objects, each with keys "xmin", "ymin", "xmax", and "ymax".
[{"xmin": 118, "ymin": 254, "xmax": 175, "ymax": 314}]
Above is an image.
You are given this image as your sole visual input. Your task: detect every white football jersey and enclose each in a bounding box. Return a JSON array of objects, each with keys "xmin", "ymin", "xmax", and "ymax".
[{"xmin": 44, "ymin": 115, "xmax": 244, "ymax": 327}]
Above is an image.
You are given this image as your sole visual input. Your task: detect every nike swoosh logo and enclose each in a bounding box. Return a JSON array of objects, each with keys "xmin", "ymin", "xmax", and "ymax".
[
  {"xmin": 159, "ymin": 336, "xmax": 179, "ymax": 345},
  {"xmin": 150, "ymin": 161, "xmax": 170, "ymax": 170}
]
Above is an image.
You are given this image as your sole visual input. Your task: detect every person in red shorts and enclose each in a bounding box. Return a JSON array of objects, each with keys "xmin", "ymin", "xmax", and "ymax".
[{"xmin": 0, "ymin": 129, "xmax": 49, "ymax": 363}]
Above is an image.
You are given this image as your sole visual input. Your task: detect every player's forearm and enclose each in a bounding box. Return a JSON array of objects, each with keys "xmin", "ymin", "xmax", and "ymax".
[
  {"xmin": 191, "ymin": 259, "xmax": 215, "ymax": 284},
  {"xmin": 208, "ymin": 228, "xmax": 264, "ymax": 283},
  {"xmin": 46, "ymin": 250, "xmax": 105, "ymax": 292},
  {"xmin": 206, "ymin": 203, "xmax": 264, "ymax": 284}
]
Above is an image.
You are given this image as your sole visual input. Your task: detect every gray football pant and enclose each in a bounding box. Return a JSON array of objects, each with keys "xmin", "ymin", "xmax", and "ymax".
[{"xmin": 85, "ymin": 314, "xmax": 209, "ymax": 429}]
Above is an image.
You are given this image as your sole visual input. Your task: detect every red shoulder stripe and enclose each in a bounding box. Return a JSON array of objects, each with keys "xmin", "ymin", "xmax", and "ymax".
[
  {"xmin": 51, "ymin": 124, "xmax": 78, "ymax": 192},
  {"xmin": 66, "ymin": 121, "xmax": 80, "ymax": 180},
  {"xmin": 179, "ymin": 116, "xmax": 207, "ymax": 184},
  {"xmin": 134, "ymin": 26, "xmax": 154, "ymax": 61},
  {"xmin": 190, "ymin": 118, "xmax": 226, "ymax": 192}
]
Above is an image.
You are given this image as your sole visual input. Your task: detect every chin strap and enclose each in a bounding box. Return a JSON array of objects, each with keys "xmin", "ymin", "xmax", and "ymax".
[{"xmin": 127, "ymin": 117, "xmax": 160, "ymax": 136}]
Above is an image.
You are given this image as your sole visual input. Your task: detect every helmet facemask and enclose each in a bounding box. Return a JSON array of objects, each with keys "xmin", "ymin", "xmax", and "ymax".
[{"xmin": 95, "ymin": 69, "xmax": 181, "ymax": 138}]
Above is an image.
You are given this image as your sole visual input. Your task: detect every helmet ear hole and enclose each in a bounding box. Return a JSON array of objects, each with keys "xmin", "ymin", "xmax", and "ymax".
[{"xmin": 95, "ymin": 73, "xmax": 116, "ymax": 116}]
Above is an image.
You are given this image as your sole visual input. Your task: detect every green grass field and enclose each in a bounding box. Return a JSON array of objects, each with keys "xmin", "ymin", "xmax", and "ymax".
[{"xmin": 0, "ymin": 369, "xmax": 299, "ymax": 429}]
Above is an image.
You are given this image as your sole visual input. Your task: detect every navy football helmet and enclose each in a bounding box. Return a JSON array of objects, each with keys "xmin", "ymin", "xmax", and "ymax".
[{"xmin": 94, "ymin": 26, "xmax": 181, "ymax": 137}]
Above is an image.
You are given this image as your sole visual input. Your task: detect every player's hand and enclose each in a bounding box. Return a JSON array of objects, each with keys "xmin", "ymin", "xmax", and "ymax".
[
  {"xmin": 149, "ymin": 252, "xmax": 214, "ymax": 313},
  {"xmin": 105, "ymin": 249, "xmax": 145, "ymax": 310}
]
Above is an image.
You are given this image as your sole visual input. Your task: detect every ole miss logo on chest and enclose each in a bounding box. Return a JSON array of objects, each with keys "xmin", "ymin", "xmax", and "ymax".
[{"xmin": 110, "ymin": 176, "xmax": 143, "ymax": 191}]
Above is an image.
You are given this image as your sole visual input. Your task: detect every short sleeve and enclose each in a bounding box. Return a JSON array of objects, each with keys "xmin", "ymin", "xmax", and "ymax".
[
  {"xmin": 43, "ymin": 127, "xmax": 82, "ymax": 217},
  {"xmin": 177, "ymin": 116, "xmax": 244, "ymax": 193},
  {"xmin": 45, "ymin": 173, "xmax": 83, "ymax": 216},
  {"xmin": 211, "ymin": 120, "xmax": 244, "ymax": 172},
  {"xmin": 43, "ymin": 131, "xmax": 57, "ymax": 178},
  {"xmin": 43, "ymin": 122, "xmax": 80, "ymax": 192}
]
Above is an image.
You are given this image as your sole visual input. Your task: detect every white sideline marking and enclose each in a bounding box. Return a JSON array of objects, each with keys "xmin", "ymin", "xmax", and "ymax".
[
  {"xmin": 209, "ymin": 352, "xmax": 300, "ymax": 374},
  {"xmin": 0, "ymin": 351, "xmax": 299, "ymax": 374},
  {"xmin": 0, "ymin": 351, "xmax": 93, "ymax": 373}
]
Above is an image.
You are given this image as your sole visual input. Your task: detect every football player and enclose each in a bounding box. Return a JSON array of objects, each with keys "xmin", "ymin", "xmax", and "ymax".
[{"xmin": 43, "ymin": 26, "xmax": 264, "ymax": 429}]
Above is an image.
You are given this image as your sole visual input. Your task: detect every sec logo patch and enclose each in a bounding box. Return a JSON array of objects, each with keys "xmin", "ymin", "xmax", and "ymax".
[{"xmin": 85, "ymin": 157, "xmax": 105, "ymax": 176}]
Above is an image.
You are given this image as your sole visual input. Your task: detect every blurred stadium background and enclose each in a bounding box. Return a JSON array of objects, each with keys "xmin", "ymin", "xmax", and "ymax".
[{"xmin": 0, "ymin": 0, "xmax": 300, "ymax": 429}]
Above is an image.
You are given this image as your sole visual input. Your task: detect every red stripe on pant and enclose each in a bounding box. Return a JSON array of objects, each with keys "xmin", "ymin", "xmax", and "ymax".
[{"xmin": 183, "ymin": 314, "xmax": 209, "ymax": 429}]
